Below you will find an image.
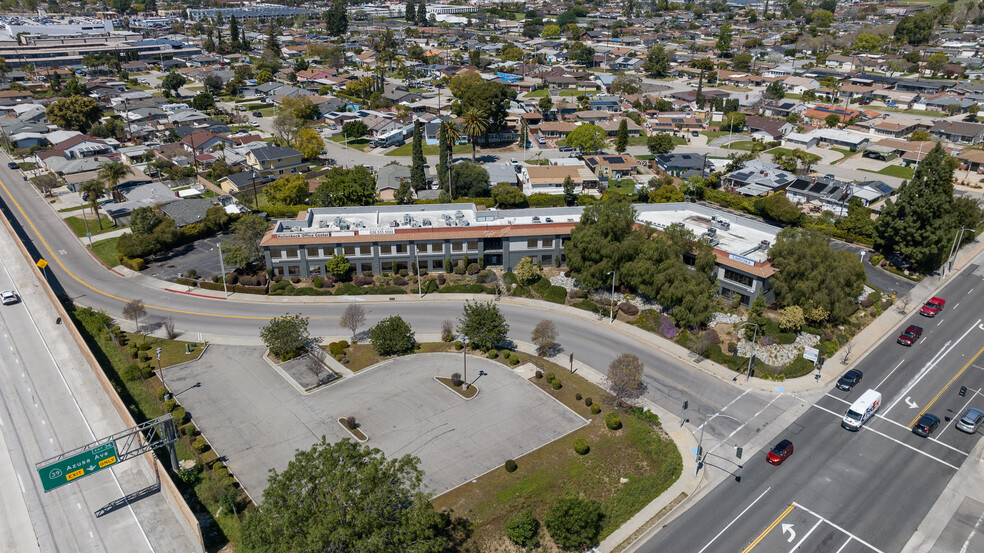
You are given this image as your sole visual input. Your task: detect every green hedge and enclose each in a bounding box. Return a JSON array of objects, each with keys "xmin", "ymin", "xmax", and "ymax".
[
  {"xmin": 573, "ymin": 299, "xmax": 600, "ymax": 313},
  {"xmin": 437, "ymin": 283, "xmax": 495, "ymax": 294},
  {"xmin": 197, "ymin": 280, "xmax": 267, "ymax": 295},
  {"xmin": 334, "ymin": 283, "xmax": 367, "ymax": 295},
  {"xmin": 531, "ymin": 276, "xmax": 551, "ymax": 295},
  {"xmin": 423, "ymin": 278, "xmax": 439, "ymax": 294},
  {"xmin": 503, "ymin": 272, "xmax": 518, "ymax": 287},
  {"xmin": 544, "ymin": 285, "xmax": 567, "ymax": 304},
  {"xmin": 511, "ymin": 285, "xmax": 532, "ymax": 298},
  {"xmin": 175, "ymin": 277, "xmax": 197, "ymax": 287}
]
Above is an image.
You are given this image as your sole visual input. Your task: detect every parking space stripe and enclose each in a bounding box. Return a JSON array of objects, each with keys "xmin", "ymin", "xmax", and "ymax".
[
  {"xmin": 741, "ymin": 504, "xmax": 795, "ymax": 553},
  {"xmin": 792, "ymin": 503, "xmax": 885, "ymax": 553},
  {"xmin": 789, "ymin": 519, "xmax": 822, "ymax": 552},
  {"xmin": 810, "ymin": 403, "xmax": 960, "ymax": 470},
  {"xmin": 908, "ymin": 344, "xmax": 984, "ymax": 428},
  {"xmin": 834, "ymin": 536, "xmax": 853, "ymax": 553},
  {"xmin": 698, "ymin": 487, "xmax": 771, "ymax": 553}
]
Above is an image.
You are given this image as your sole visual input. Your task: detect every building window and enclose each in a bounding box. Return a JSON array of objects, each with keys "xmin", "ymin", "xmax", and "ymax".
[
  {"xmin": 429, "ymin": 242, "xmax": 443, "ymax": 253},
  {"xmin": 309, "ymin": 265, "xmax": 322, "ymax": 275},
  {"xmin": 359, "ymin": 263, "xmax": 372, "ymax": 274},
  {"xmin": 380, "ymin": 244, "xmax": 392, "ymax": 255},
  {"xmin": 724, "ymin": 269, "xmax": 754, "ymax": 287},
  {"xmin": 467, "ymin": 241, "xmax": 478, "ymax": 251},
  {"xmin": 287, "ymin": 265, "xmax": 299, "ymax": 276},
  {"xmin": 394, "ymin": 244, "xmax": 407, "ymax": 254},
  {"xmin": 452, "ymin": 242, "xmax": 463, "ymax": 252},
  {"xmin": 542, "ymin": 255, "xmax": 552, "ymax": 265},
  {"xmin": 527, "ymin": 239, "xmax": 537, "ymax": 248},
  {"xmin": 381, "ymin": 261, "xmax": 393, "ymax": 272},
  {"xmin": 306, "ymin": 247, "xmax": 320, "ymax": 258},
  {"xmin": 359, "ymin": 245, "xmax": 372, "ymax": 255},
  {"xmin": 344, "ymin": 245, "xmax": 355, "ymax": 255},
  {"xmin": 284, "ymin": 247, "xmax": 298, "ymax": 258},
  {"xmin": 542, "ymin": 238, "xmax": 553, "ymax": 248}
]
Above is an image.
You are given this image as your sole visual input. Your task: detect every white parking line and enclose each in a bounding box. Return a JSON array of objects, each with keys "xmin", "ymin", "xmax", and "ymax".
[
  {"xmin": 810, "ymin": 404, "xmax": 960, "ymax": 470},
  {"xmin": 698, "ymin": 487, "xmax": 772, "ymax": 553},
  {"xmin": 834, "ymin": 537, "xmax": 853, "ymax": 553},
  {"xmin": 789, "ymin": 519, "xmax": 822, "ymax": 552},
  {"xmin": 792, "ymin": 502, "xmax": 885, "ymax": 553},
  {"xmin": 876, "ymin": 359, "xmax": 906, "ymax": 391}
]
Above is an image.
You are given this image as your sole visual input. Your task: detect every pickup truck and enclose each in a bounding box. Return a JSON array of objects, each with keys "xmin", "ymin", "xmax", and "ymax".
[{"xmin": 920, "ymin": 297, "xmax": 945, "ymax": 317}]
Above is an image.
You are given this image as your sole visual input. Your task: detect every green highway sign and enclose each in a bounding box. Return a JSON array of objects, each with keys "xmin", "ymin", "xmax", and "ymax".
[{"xmin": 37, "ymin": 442, "xmax": 118, "ymax": 492}]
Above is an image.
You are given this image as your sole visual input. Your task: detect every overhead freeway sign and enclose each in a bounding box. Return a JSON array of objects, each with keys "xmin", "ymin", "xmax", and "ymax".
[{"xmin": 37, "ymin": 442, "xmax": 118, "ymax": 492}]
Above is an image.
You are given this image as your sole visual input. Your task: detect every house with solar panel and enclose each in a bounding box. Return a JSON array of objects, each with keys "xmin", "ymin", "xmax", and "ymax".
[{"xmin": 723, "ymin": 160, "xmax": 796, "ymax": 197}]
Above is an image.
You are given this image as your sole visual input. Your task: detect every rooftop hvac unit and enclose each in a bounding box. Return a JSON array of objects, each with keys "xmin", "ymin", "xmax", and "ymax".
[
  {"xmin": 318, "ymin": 220, "xmax": 327, "ymax": 228},
  {"xmin": 532, "ymin": 216, "xmax": 541, "ymax": 223},
  {"xmin": 403, "ymin": 214, "xmax": 413, "ymax": 224},
  {"xmin": 411, "ymin": 221, "xmax": 421, "ymax": 228},
  {"xmin": 338, "ymin": 221, "xmax": 350, "ymax": 230},
  {"xmin": 461, "ymin": 220, "xmax": 470, "ymax": 226},
  {"xmin": 390, "ymin": 220, "xmax": 400, "ymax": 227},
  {"xmin": 708, "ymin": 238, "xmax": 719, "ymax": 246},
  {"xmin": 334, "ymin": 216, "xmax": 342, "ymax": 226},
  {"xmin": 423, "ymin": 218, "xmax": 432, "ymax": 226},
  {"xmin": 760, "ymin": 240, "xmax": 770, "ymax": 248},
  {"xmin": 354, "ymin": 221, "xmax": 364, "ymax": 228},
  {"xmin": 707, "ymin": 227, "xmax": 717, "ymax": 236},
  {"xmin": 455, "ymin": 210, "xmax": 464, "ymax": 218},
  {"xmin": 715, "ymin": 219, "xmax": 731, "ymax": 231}
]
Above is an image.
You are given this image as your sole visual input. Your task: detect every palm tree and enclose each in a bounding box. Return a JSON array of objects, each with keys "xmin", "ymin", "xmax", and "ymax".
[
  {"xmin": 462, "ymin": 108, "xmax": 488, "ymax": 162},
  {"xmin": 79, "ymin": 179, "xmax": 106, "ymax": 230},
  {"xmin": 99, "ymin": 161, "xmax": 129, "ymax": 201},
  {"xmin": 440, "ymin": 119, "xmax": 461, "ymax": 194}
]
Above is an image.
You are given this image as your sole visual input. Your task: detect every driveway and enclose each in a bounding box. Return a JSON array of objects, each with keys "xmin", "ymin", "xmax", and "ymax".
[
  {"xmin": 830, "ymin": 240, "xmax": 917, "ymax": 296},
  {"xmin": 143, "ymin": 234, "xmax": 228, "ymax": 281},
  {"xmin": 164, "ymin": 347, "xmax": 587, "ymax": 498}
]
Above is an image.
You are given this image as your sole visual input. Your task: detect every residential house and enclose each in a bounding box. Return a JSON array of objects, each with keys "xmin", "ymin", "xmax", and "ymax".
[
  {"xmin": 181, "ymin": 130, "xmax": 235, "ymax": 156},
  {"xmin": 375, "ymin": 164, "xmax": 413, "ymax": 201},
  {"xmin": 245, "ymin": 146, "xmax": 306, "ymax": 178},
  {"xmin": 582, "ymin": 154, "xmax": 641, "ymax": 180},
  {"xmin": 219, "ymin": 171, "xmax": 273, "ymax": 195},
  {"xmin": 654, "ymin": 153, "xmax": 713, "ymax": 179},
  {"xmin": 159, "ymin": 198, "xmax": 217, "ymax": 227},
  {"xmin": 724, "ymin": 160, "xmax": 796, "ymax": 197},
  {"xmin": 930, "ymin": 120, "xmax": 984, "ymax": 145},
  {"xmin": 744, "ymin": 115, "xmax": 793, "ymax": 141},
  {"xmin": 597, "ymin": 119, "xmax": 643, "ymax": 137},
  {"xmin": 520, "ymin": 164, "xmax": 599, "ymax": 195},
  {"xmin": 781, "ymin": 76, "xmax": 820, "ymax": 95}
]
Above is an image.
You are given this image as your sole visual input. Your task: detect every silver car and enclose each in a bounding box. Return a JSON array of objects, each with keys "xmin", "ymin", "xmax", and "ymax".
[
  {"xmin": 956, "ymin": 408, "xmax": 984, "ymax": 434},
  {"xmin": 1, "ymin": 290, "xmax": 18, "ymax": 305}
]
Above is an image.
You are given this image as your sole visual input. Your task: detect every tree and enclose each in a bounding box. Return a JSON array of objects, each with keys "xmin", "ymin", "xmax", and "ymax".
[
  {"xmin": 438, "ymin": 123, "xmax": 449, "ymax": 192},
  {"xmin": 325, "ymin": 0, "xmax": 349, "ymax": 36},
  {"xmin": 240, "ymin": 438, "xmax": 451, "ymax": 553},
  {"xmin": 310, "ymin": 167, "xmax": 377, "ymax": 207},
  {"xmin": 836, "ymin": 198, "xmax": 877, "ymax": 240},
  {"xmin": 723, "ymin": 111, "xmax": 746, "ymax": 132},
  {"xmin": 756, "ymin": 192, "xmax": 802, "ymax": 225},
  {"xmin": 342, "ymin": 120, "xmax": 368, "ymax": 140},
  {"xmin": 538, "ymin": 95, "xmax": 554, "ymax": 115},
  {"xmin": 491, "ymin": 183, "xmax": 527, "ymax": 208},
  {"xmin": 854, "ymin": 34, "xmax": 884, "ymax": 53},
  {"xmin": 544, "ymin": 498, "xmax": 604, "ymax": 551},
  {"xmin": 647, "ymin": 133, "xmax": 675, "ymax": 155},
  {"xmin": 264, "ymin": 174, "xmax": 308, "ymax": 206},
  {"xmin": 325, "ymin": 253, "xmax": 351, "ymax": 280},
  {"xmin": 293, "ymin": 127, "xmax": 325, "ymax": 163},
  {"xmin": 611, "ymin": 73, "xmax": 641, "ymax": 95},
  {"xmin": 733, "ymin": 52, "xmax": 752, "ymax": 71},
  {"xmin": 894, "ymin": 12, "xmax": 935, "ymax": 46},
  {"xmin": 62, "ymin": 78, "xmax": 87, "ymax": 97},
  {"xmin": 80, "ymin": 180, "xmax": 107, "ymax": 230},
  {"xmin": 411, "ymin": 121, "xmax": 426, "ymax": 190},
  {"xmin": 514, "ymin": 256, "xmax": 542, "ymax": 286},
  {"xmin": 122, "ymin": 299, "xmax": 147, "ymax": 336},
  {"xmin": 260, "ymin": 314, "xmax": 312, "ymax": 360},
  {"xmin": 462, "ymin": 108, "xmax": 488, "ymax": 162},
  {"xmin": 874, "ymin": 143, "xmax": 957, "ymax": 273},
  {"xmin": 223, "ymin": 213, "xmax": 267, "ymax": 269},
  {"xmin": 458, "ymin": 301, "xmax": 508, "ymax": 351},
  {"xmin": 926, "ymin": 53, "xmax": 948, "ymax": 76},
  {"xmin": 368, "ymin": 316, "xmax": 416, "ymax": 356},
  {"xmin": 129, "ymin": 205, "xmax": 163, "ymax": 235},
  {"xmin": 506, "ymin": 509, "xmax": 540, "ymax": 548},
  {"xmin": 46, "ymin": 96, "xmax": 102, "ymax": 133},
  {"xmin": 810, "ymin": 9, "xmax": 834, "ymax": 27},
  {"xmin": 716, "ymin": 22, "xmax": 733, "ymax": 55},
  {"xmin": 451, "ymin": 161, "xmax": 490, "ymax": 198},
  {"xmin": 202, "ymin": 74, "xmax": 223, "ymax": 95},
  {"xmin": 563, "ymin": 175, "xmax": 577, "ymax": 206},
  {"xmin": 565, "ymin": 196, "xmax": 643, "ymax": 289},
  {"xmin": 531, "ymin": 320, "xmax": 558, "ymax": 356},
  {"xmin": 824, "ymin": 113, "xmax": 841, "ymax": 128},
  {"xmin": 764, "ymin": 80, "xmax": 785, "ymax": 100},
  {"xmin": 395, "ymin": 180, "xmax": 414, "ymax": 205},
  {"xmin": 99, "ymin": 161, "xmax": 130, "ymax": 199},
  {"xmin": 565, "ymin": 123, "xmax": 607, "ymax": 154},
  {"xmin": 0, "ymin": 58, "xmax": 9, "ymax": 84},
  {"xmin": 192, "ymin": 92, "xmax": 215, "ymax": 112},
  {"xmin": 339, "ymin": 304, "xmax": 366, "ymax": 341},
  {"xmin": 273, "ymin": 112, "xmax": 302, "ymax": 146},
  {"xmin": 615, "ymin": 118, "xmax": 628, "ymax": 154},
  {"xmin": 161, "ymin": 71, "xmax": 187, "ymax": 94},
  {"xmin": 606, "ymin": 353, "xmax": 644, "ymax": 407},
  {"xmin": 405, "ymin": 0, "xmax": 416, "ymax": 22},
  {"xmin": 541, "ymin": 24, "xmax": 561, "ymax": 38},
  {"xmin": 282, "ymin": 96, "xmax": 319, "ymax": 121},
  {"xmin": 264, "ymin": 23, "xmax": 282, "ymax": 57},
  {"xmin": 643, "ymin": 44, "xmax": 669, "ymax": 77},
  {"xmin": 778, "ymin": 306, "xmax": 806, "ymax": 332},
  {"xmin": 769, "ymin": 227, "xmax": 866, "ymax": 323}
]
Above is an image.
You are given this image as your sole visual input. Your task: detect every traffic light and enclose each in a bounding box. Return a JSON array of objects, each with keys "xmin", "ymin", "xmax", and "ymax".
[
  {"xmin": 736, "ymin": 447, "xmax": 743, "ymax": 459},
  {"xmin": 683, "ymin": 400, "xmax": 689, "ymax": 411},
  {"xmin": 960, "ymin": 386, "xmax": 968, "ymax": 397}
]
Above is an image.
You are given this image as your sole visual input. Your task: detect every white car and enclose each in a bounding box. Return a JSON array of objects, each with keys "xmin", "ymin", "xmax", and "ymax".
[
  {"xmin": 249, "ymin": 121, "xmax": 260, "ymax": 127},
  {"xmin": 1, "ymin": 290, "xmax": 19, "ymax": 305}
]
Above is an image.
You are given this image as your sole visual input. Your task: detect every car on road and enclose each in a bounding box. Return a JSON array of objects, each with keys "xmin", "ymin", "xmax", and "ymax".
[
  {"xmin": 510, "ymin": 158, "xmax": 519, "ymax": 165},
  {"xmin": 7, "ymin": 161, "xmax": 18, "ymax": 170},
  {"xmin": 558, "ymin": 146, "xmax": 573, "ymax": 152},
  {"xmin": 912, "ymin": 414, "xmax": 941, "ymax": 437},
  {"xmin": 920, "ymin": 297, "xmax": 945, "ymax": 317},
  {"xmin": 767, "ymin": 440, "xmax": 794, "ymax": 465},
  {"xmin": 249, "ymin": 121, "xmax": 260, "ymax": 127},
  {"xmin": 897, "ymin": 325, "xmax": 923, "ymax": 346},
  {"xmin": 836, "ymin": 369, "xmax": 863, "ymax": 391},
  {"xmin": 252, "ymin": 111, "xmax": 263, "ymax": 117},
  {"xmin": 1, "ymin": 290, "xmax": 19, "ymax": 305},
  {"xmin": 956, "ymin": 408, "xmax": 984, "ymax": 434}
]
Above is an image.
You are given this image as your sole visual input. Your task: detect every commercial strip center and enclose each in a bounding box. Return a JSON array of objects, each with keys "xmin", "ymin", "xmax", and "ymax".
[{"xmin": 262, "ymin": 202, "xmax": 779, "ymax": 305}]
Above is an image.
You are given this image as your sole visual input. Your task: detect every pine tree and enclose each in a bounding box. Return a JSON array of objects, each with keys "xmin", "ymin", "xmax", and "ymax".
[
  {"xmin": 874, "ymin": 143, "xmax": 957, "ymax": 273},
  {"xmin": 229, "ymin": 15, "xmax": 241, "ymax": 51},
  {"xmin": 265, "ymin": 23, "xmax": 281, "ymax": 57},
  {"xmin": 438, "ymin": 123, "xmax": 449, "ymax": 192},
  {"xmin": 325, "ymin": 0, "xmax": 349, "ymax": 36},
  {"xmin": 411, "ymin": 121, "xmax": 426, "ymax": 191},
  {"xmin": 615, "ymin": 118, "xmax": 628, "ymax": 153},
  {"xmin": 416, "ymin": 0, "xmax": 427, "ymax": 25},
  {"xmin": 405, "ymin": 0, "xmax": 416, "ymax": 23},
  {"xmin": 241, "ymin": 28, "xmax": 249, "ymax": 51}
]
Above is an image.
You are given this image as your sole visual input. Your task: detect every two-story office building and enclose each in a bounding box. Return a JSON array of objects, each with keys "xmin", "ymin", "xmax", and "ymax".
[{"xmin": 261, "ymin": 203, "xmax": 780, "ymax": 305}]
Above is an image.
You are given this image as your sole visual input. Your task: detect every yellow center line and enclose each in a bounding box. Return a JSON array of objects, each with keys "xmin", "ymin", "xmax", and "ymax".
[
  {"xmin": 908, "ymin": 344, "xmax": 984, "ymax": 428},
  {"xmin": 0, "ymin": 177, "xmax": 272, "ymax": 320},
  {"xmin": 741, "ymin": 503, "xmax": 795, "ymax": 553}
]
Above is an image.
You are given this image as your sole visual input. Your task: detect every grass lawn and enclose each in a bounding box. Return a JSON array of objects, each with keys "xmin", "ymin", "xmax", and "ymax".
[
  {"xmin": 258, "ymin": 107, "xmax": 276, "ymax": 117},
  {"xmin": 870, "ymin": 106, "xmax": 944, "ymax": 117},
  {"xmin": 606, "ymin": 180, "xmax": 638, "ymax": 194},
  {"xmin": 57, "ymin": 205, "xmax": 85, "ymax": 213},
  {"xmin": 89, "ymin": 236, "xmax": 120, "ymax": 267},
  {"xmin": 64, "ymin": 215, "xmax": 118, "ymax": 237},
  {"xmin": 433, "ymin": 354, "xmax": 682, "ymax": 551},
  {"xmin": 523, "ymin": 88, "xmax": 550, "ymax": 98},
  {"xmin": 18, "ymin": 162, "xmax": 37, "ymax": 171},
  {"xmin": 385, "ymin": 142, "xmax": 472, "ymax": 156},
  {"xmin": 724, "ymin": 140, "xmax": 757, "ymax": 151},
  {"xmin": 558, "ymin": 90, "xmax": 597, "ymax": 97},
  {"xmin": 701, "ymin": 130, "xmax": 731, "ymax": 140},
  {"xmin": 338, "ymin": 342, "xmax": 457, "ymax": 371},
  {"xmin": 862, "ymin": 165, "xmax": 914, "ymax": 179},
  {"xmin": 831, "ymin": 147, "xmax": 859, "ymax": 161},
  {"xmin": 127, "ymin": 84, "xmax": 152, "ymax": 91},
  {"xmin": 765, "ymin": 147, "xmax": 794, "ymax": 157},
  {"xmin": 186, "ymin": 85, "xmax": 205, "ymax": 92}
]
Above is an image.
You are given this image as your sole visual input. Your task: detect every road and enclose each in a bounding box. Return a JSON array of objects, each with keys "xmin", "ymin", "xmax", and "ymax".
[
  {"xmin": 0, "ymin": 192, "xmax": 199, "ymax": 552},
  {"xmin": 633, "ymin": 260, "xmax": 984, "ymax": 553}
]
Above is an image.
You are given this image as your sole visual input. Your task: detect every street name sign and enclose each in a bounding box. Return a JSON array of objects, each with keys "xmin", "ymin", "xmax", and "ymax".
[
  {"xmin": 803, "ymin": 346, "xmax": 820, "ymax": 363},
  {"xmin": 37, "ymin": 442, "xmax": 118, "ymax": 492}
]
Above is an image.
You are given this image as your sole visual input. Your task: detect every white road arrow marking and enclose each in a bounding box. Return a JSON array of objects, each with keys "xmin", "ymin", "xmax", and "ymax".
[
  {"xmin": 782, "ymin": 523, "xmax": 796, "ymax": 542},
  {"xmin": 979, "ymin": 324, "xmax": 984, "ymax": 331},
  {"xmin": 905, "ymin": 396, "xmax": 919, "ymax": 409}
]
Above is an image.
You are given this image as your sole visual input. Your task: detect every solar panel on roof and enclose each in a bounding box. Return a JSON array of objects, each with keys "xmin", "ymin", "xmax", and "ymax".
[
  {"xmin": 808, "ymin": 182, "xmax": 828, "ymax": 194},
  {"xmin": 789, "ymin": 180, "xmax": 810, "ymax": 190}
]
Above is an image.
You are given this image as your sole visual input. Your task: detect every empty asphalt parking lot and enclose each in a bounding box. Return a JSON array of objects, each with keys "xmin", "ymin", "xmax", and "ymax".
[{"xmin": 164, "ymin": 346, "xmax": 587, "ymax": 498}]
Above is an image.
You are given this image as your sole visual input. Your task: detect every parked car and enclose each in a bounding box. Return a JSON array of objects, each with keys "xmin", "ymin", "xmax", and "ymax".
[
  {"xmin": 0, "ymin": 290, "xmax": 18, "ymax": 305},
  {"xmin": 558, "ymin": 146, "xmax": 573, "ymax": 152},
  {"xmin": 897, "ymin": 325, "xmax": 923, "ymax": 346},
  {"xmin": 912, "ymin": 414, "xmax": 941, "ymax": 437},
  {"xmin": 7, "ymin": 162, "xmax": 18, "ymax": 170},
  {"xmin": 510, "ymin": 158, "xmax": 519, "ymax": 165},
  {"xmin": 252, "ymin": 111, "xmax": 263, "ymax": 117},
  {"xmin": 956, "ymin": 408, "xmax": 984, "ymax": 434},
  {"xmin": 858, "ymin": 98, "xmax": 872, "ymax": 105},
  {"xmin": 836, "ymin": 369, "xmax": 863, "ymax": 391},
  {"xmin": 691, "ymin": 130, "xmax": 700, "ymax": 137},
  {"xmin": 767, "ymin": 439, "xmax": 794, "ymax": 465},
  {"xmin": 249, "ymin": 121, "xmax": 260, "ymax": 127},
  {"xmin": 920, "ymin": 297, "xmax": 945, "ymax": 317},
  {"xmin": 537, "ymin": 136, "xmax": 546, "ymax": 144}
]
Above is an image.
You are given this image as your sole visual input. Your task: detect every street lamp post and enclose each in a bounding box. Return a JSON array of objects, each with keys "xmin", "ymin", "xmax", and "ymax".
[
  {"xmin": 218, "ymin": 241, "xmax": 229, "ymax": 298},
  {"xmin": 413, "ymin": 244, "xmax": 423, "ymax": 297},
  {"xmin": 740, "ymin": 322, "xmax": 759, "ymax": 381},
  {"xmin": 462, "ymin": 336, "xmax": 468, "ymax": 391},
  {"xmin": 607, "ymin": 270, "xmax": 616, "ymax": 323},
  {"xmin": 251, "ymin": 171, "xmax": 259, "ymax": 210}
]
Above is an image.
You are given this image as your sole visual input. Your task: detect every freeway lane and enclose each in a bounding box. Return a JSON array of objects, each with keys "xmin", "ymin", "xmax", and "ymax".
[
  {"xmin": 633, "ymin": 262, "xmax": 984, "ymax": 553},
  {"xmin": 0, "ymin": 162, "xmax": 800, "ymax": 447}
]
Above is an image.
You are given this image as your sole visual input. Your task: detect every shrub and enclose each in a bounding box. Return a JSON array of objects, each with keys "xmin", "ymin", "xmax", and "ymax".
[
  {"xmin": 573, "ymin": 299, "xmax": 599, "ymax": 313},
  {"xmin": 476, "ymin": 269, "xmax": 496, "ymax": 284},
  {"xmin": 505, "ymin": 509, "xmax": 539, "ymax": 548},
  {"xmin": 453, "ymin": 264, "xmax": 466, "ymax": 275},
  {"xmin": 606, "ymin": 412, "xmax": 622, "ymax": 430},
  {"xmin": 337, "ymin": 340, "xmax": 349, "ymax": 350},
  {"xmin": 870, "ymin": 253, "xmax": 884, "ymax": 266},
  {"xmin": 213, "ymin": 467, "xmax": 229, "ymax": 480},
  {"xmin": 704, "ymin": 329, "xmax": 721, "ymax": 345},
  {"xmin": 551, "ymin": 380, "xmax": 562, "ymax": 390},
  {"xmin": 535, "ymin": 370, "xmax": 543, "ymax": 379},
  {"xmin": 392, "ymin": 277, "xmax": 408, "ymax": 286},
  {"xmin": 590, "ymin": 404, "xmax": 601, "ymax": 414},
  {"xmin": 584, "ymin": 397, "xmax": 592, "ymax": 406},
  {"xmin": 163, "ymin": 399, "xmax": 176, "ymax": 412},
  {"xmin": 345, "ymin": 416, "xmax": 357, "ymax": 430},
  {"xmin": 532, "ymin": 277, "xmax": 551, "ymax": 295},
  {"xmin": 451, "ymin": 372, "xmax": 463, "ymax": 386},
  {"xmin": 437, "ymin": 273, "xmax": 447, "ymax": 285},
  {"xmin": 545, "ymin": 372, "xmax": 556, "ymax": 382},
  {"xmin": 575, "ymin": 393, "xmax": 582, "ymax": 400},
  {"xmin": 157, "ymin": 389, "xmax": 168, "ymax": 401},
  {"xmin": 368, "ymin": 316, "xmax": 416, "ymax": 356},
  {"xmin": 192, "ymin": 437, "xmax": 207, "ymax": 453},
  {"xmin": 182, "ymin": 423, "xmax": 198, "ymax": 437},
  {"xmin": 466, "ymin": 262, "xmax": 480, "ymax": 275},
  {"xmin": 172, "ymin": 406, "xmax": 187, "ymax": 425},
  {"xmin": 776, "ymin": 332, "xmax": 797, "ymax": 345},
  {"xmin": 618, "ymin": 302, "xmax": 639, "ymax": 316},
  {"xmin": 328, "ymin": 342, "xmax": 345, "ymax": 356},
  {"xmin": 573, "ymin": 438, "xmax": 590, "ymax": 455},
  {"xmin": 544, "ymin": 285, "xmax": 567, "ymax": 304},
  {"xmin": 487, "ymin": 350, "xmax": 498, "ymax": 359},
  {"xmin": 510, "ymin": 356, "xmax": 520, "ymax": 366},
  {"xmin": 727, "ymin": 341, "xmax": 737, "ymax": 353},
  {"xmin": 121, "ymin": 363, "xmax": 141, "ymax": 382},
  {"xmin": 504, "ymin": 459, "xmax": 518, "ymax": 473},
  {"xmin": 860, "ymin": 297, "xmax": 874, "ymax": 308},
  {"xmin": 454, "ymin": 340, "xmax": 463, "ymax": 350},
  {"xmin": 352, "ymin": 274, "xmax": 374, "ymax": 286}
]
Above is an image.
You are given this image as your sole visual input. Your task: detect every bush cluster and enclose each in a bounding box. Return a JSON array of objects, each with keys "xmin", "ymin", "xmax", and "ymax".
[
  {"xmin": 504, "ymin": 459, "xmax": 518, "ymax": 473},
  {"xmin": 605, "ymin": 412, "xmax": 622, "ymax": 430},
  {"xmin": 590, "ymin": 404, "xmax": 601, "ymax": 415},
  {"xmin": 573, "ymin": 438, "xmax": 590, "ymax": 455},
  {"xmin": 618, "ymin": 302, "xmax": 640, "ymax": 316}
]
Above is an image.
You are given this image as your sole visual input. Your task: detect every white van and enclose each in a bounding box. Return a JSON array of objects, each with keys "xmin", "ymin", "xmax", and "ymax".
[{"xmin": 842, "ymin": 389, "xmax": 881, "ymax": 431}]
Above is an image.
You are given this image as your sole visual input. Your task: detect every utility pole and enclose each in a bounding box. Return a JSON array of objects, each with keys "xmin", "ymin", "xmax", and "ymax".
[
  {"xmin": 218, "ymin": 241, "xmax": 229, "ymax": 298},
  {"xmin": 607, "ymin": 270, "xmax": 616, "ymax": 323},
  {"xmin": 414, "ymin": 244, "xmax": 422, "ymax": 297},
  {"xmin": 741, "ymin": 322, "xmax": 759, "ymax": 381},
  {"xmin": 462, "ymin": 336, "xmax": 468, "ymax": 391},
  {"xmin": 251, "ymin": 171, "xmax": 259, "ymax": 210}
]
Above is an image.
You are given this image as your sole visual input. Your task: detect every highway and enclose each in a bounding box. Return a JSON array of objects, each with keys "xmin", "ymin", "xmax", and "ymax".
[
  {"xmin": 632, "ymin": 261, "xmax": 984, "ymax": 553},
  {"xmin": 0, "ymin": 193, "xmax": 198, "ymax": 552}
]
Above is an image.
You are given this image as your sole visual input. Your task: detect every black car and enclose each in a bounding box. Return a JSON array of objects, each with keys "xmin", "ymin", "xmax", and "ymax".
[
  {"xmin": 912, "ymin": 414, "xmax": 941, "ymax": 437},
  {"xmin": 252, "ymin": 111, "xmax": 263, "ymax": 117},
  {"xmin": 836, "ymin": 369, "xmax": 863, "ymax": 391},
  {"xmin": 7, "ymin": 162, "xmax": 18, "ymax": 170}
]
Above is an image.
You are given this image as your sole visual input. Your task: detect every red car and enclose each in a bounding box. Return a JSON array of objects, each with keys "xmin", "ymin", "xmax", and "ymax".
[
  {"xmin": 897, "ymin": 325, "xmax": 923, "ymax": 346},
  {"xmin": 767, "ymin": 439, "xmax": 794, "ymax": 465},
  {"xmin": 920, "ymin": 297, "xmax": 945, "ymax": 317}
]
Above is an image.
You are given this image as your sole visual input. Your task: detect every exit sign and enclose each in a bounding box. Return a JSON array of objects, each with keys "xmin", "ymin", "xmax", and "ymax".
[{"xmin": 37, "ymin": 442, "xmax": 118, "ymax": 492}]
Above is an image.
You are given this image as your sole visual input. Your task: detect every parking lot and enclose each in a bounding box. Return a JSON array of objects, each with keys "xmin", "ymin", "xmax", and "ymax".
[
  {"xmin": 143, "ymin": 234, "xmax": 227, "ymax": 281},
  {"xmin": 163, "ymin": 346, "xmax": 587, "ymax": 497}
]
